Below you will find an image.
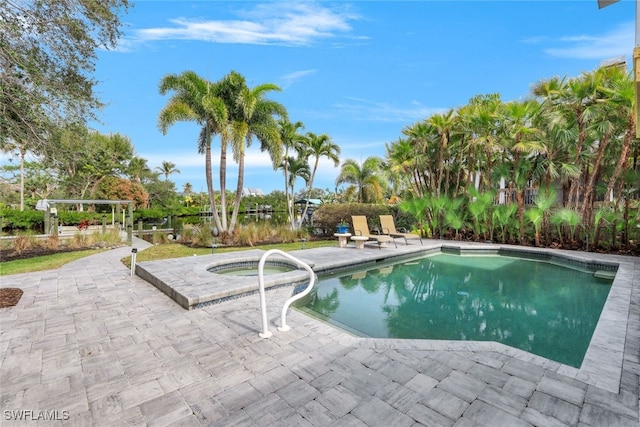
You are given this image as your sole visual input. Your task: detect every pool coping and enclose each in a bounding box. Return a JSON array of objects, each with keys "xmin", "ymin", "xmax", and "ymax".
[{"xmin": 135, "ymin": 240, "xmax": 638, "ymax": 394}]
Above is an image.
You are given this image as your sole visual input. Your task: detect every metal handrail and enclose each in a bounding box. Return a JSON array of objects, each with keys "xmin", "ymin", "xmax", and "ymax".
[{"xmin": 257, "ymin": 249, "xmax": 315, "ymax": 338}]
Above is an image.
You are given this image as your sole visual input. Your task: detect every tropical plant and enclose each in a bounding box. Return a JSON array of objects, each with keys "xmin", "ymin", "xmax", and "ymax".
[
  {"xmin": 299, "ymin": 132, "xmax": 341, "ymax": 225},
  {"xmin": 398, "ymin": 196, "xmax": 430, "ymax": 238},
  {"xmin": 277, "ymin": 119, "xmax": 307, "ymax": 228},
  {"xmin": 219, "ymin": 71, "xmax": 287, "ymax": 234},
  {"xmin": 155, "ymin": 161, "xmax": 181, "ymax": 180},
  {"xmin": 336, "ymin": 157, "xmax": 385, "ymax": 203},
  {"xmin": 158, "ymin": 70, "xmax": 229, "ymax": 234}
]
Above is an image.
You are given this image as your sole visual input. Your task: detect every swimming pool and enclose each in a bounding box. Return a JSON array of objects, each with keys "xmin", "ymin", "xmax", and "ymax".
[{"xmin": 295, "ymin": 253, "xmax": 613, "ymax": 368}]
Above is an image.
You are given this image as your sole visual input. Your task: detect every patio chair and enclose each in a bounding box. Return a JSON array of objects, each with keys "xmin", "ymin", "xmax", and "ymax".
[
  {"xmin": 351, "ymin": 215, "xmax": 397, "ymax": 249},
  {"xmin": 379, "ymin": 215, "xmax": 423, "ymax": 245}
]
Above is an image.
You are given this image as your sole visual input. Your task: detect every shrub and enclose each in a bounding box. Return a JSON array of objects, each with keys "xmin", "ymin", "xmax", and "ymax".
[
  {"xmin": 152, "ymin": 231, "xmax": 169, "ymax": 245},
  {"xmin": 94, "ymin": 230, "xmax": 123, "ymax": 247},
  {"xmin": 1, "ymin": 209, "xmax": 44, "ymax": 231},
  {"xmin": 179, "ymin": 223, "xmax": 197, "ymax": 243},
  {"xmin": 12, "ymin": 234, "xmax": 38, "ymax": 254},
  {"xmin": 191, "ymin": 224, "xmax": 213, "ymax": 247},
  {"xmin": 70, "ymin": 232, "xmax": 92, "ymax": 248},
  {"xmin": 44, "ymin": 234, "xmax": 60, "ymax": 250},
  {"xmin": 312, "ymin": 203, "xmax": 393, "ymax": 235}
]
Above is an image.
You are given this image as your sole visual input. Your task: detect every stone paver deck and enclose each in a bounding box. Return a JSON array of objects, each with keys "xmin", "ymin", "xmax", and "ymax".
[{"xmin": 1, "ymin": 238, "xmax": 638, "ymax": 426}]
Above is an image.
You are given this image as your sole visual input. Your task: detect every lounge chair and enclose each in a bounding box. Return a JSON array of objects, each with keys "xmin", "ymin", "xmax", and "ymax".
[
  {"xmin": 351, "ymin": 215, "xmax": 397, "ymax": 249},
  {"xmin": 379, "ymin": 215, "xmax": 423, "ymax": 245}
]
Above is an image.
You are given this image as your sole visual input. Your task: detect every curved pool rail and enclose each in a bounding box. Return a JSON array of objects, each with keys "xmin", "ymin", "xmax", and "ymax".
[{"xmin": 257, "ymin": 249, "xmax": 315, "ymax": 338}]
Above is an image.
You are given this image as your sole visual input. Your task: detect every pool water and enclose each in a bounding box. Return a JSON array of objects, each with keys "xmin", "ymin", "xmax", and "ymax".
[{"xmin": 295, "ymin": 253, "xmax": 613, "ymax": 367}]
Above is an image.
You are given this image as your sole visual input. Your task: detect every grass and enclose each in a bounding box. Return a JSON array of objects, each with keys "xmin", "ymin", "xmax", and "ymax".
[
  {"xmin": 121, "ymin": 239, "xmax": 337, "ymax": 267},
  {"xmin": 0, "ymin": 249, "xmax": 106, "ymax": 276},
  {"xmin": 0, "ymin": 240, "xmax": 338, "ymax": 275}
]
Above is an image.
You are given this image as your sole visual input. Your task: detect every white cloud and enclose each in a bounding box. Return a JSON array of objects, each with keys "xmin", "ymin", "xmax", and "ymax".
[
  {"xmin": 543, "ymin": 21, "xmax": 633, "ymax": 60},
  {"xmin": 129, "ymin": 2, "xmax": 358, "ymax": 47},
  {"xmin": 280, "ymin": 69, "xmax": 317, "ymax": 89},
  {"xmin": 334, "ymin": 97, "xmax": 448, "ymax": 123},
  {"xmin": 141, "ymin": 146, "xmax": 279, "ymax": 171}
]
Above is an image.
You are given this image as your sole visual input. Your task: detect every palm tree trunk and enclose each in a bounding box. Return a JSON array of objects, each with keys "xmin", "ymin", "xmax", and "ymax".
[
  {"xmin": 300, "ymin": 159, "xmax": 319, "ymax": 226},
  {"xmin": 580, "ymin": 133, "xmax": 609, "ymax": 228},
  {"xmin": 605, "ymin": 120, "xmax": 634, "ymax": 203},
  {"xmin": 219, "ymin": 142, "xmax": 228, "ymax": 231},
  {"xmin": 229, "ymin": 144, "xmax": 245, "ymax": 234},
  {"xmin": 205, "ymin": 142, "xmax": 223, "ymax": 233}
]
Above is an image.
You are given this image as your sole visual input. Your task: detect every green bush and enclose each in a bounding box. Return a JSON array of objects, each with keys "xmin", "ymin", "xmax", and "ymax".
[
  {"xmin": 1, "ymin": 209, "xmax": 45, "ymax": 231},
  {"xmin": 312, "ymin": 203, "xmax": 394, "ymax": 234}
]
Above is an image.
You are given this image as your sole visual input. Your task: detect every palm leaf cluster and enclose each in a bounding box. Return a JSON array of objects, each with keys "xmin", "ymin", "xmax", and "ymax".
[
  {"xmin": 384, "ymin": 66, "xmax": 638, "ymax": 249},
  {"xmin": 158, "ymin": 70, "xmax": 342, "ymax": 233},
  {"xmin": 158, "ymin": 70, "xmax": 286, "ymax": 236}
]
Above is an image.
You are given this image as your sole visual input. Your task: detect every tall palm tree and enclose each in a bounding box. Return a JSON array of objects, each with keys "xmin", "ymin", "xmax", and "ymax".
[
  {"xmin": 277, "ymin": 119, "xmax": 306, "ymax": 228},
  {"xmin": 279, "ymin": 155, "xmax": 311, "ymax": 212},
  {"xmin": 155, "ymin": 160, "xmax": 180, "ymax": 180},
  {"xmin": 427, "ymin": 109, "xmax": 456, "ymax": 197},
  {"xmin": 402, "ymin": 121, "xmax": 433, "ymax": 196},
  {"xmin": 299, "ymin": 132, "xmax": 341, "ymax": 225},
  {"xmin": 158, "ymin": 71, "xmax": 229, "ymax": 233},
  {"xmin": 499, "ymin": 99, "xmax": 543, "ymax": 243},
  {"xmin": 336, "ymin": 157, "xmax": 385, "ymax": 203},
  {"xmin": 220, "ymin": 71, "xmax": 287, "ymax": 233}
]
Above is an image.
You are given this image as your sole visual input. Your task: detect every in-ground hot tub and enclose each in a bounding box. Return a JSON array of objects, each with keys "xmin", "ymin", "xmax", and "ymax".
[{"xmin": 135, "ymin": 249, "xmax": 313, "ymax": 310}]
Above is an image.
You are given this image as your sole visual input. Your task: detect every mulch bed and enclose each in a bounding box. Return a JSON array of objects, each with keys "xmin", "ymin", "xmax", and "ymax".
[
  {"xmin": 0, "ymin": 246, "xmax": 104, "ymax": 263},
  {"xmin": 0, "ymin": 288, "xmax": 23, "ymax": 308}
]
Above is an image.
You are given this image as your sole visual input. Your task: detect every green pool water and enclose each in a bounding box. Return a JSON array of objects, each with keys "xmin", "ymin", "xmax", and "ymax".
[{"xmin": 295, "ymin": 253, "xmax": 613, "ymax": 367}]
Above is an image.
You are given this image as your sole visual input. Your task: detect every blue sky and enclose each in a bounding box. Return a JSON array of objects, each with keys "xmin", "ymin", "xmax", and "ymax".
[{"xmin": 89, "ymin": 0, "xmax": 635, "ymax": 195}]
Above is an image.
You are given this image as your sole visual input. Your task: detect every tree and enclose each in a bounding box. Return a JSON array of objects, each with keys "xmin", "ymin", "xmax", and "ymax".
[
  {"xmin": 1, "ymin": 0, "xmax": 131, "ymax": 150},
  {"xmin": 221, "ymin": 71, "xmax": 286, "ymax": 234},
  {"xmin": 426, "ymin": 109, "xmax": 456, "ymax": 197},
  {"xmin": 155, "ymin": 161, "xmax": 181, "ymax": 180},
  {"xmin": 43, "ymin": 125, "xmax": 134, "ymax": 206},
  {"xmin": 277, "ymin": 119, "xmax": 307, "ymax": 228},
  {"xmin": 158, "ymin": 71, "xmax": 230, "ymax": 234},
  {"xmin": 279, "ymin": 155, "xmax": 310, "ymax": 220},
  {"xmin": 336, "ymin": 157, "xmax": 385, "ymax": 203},
  {"xmin": 95, "ymin": 176, "xmax": 148, "ymax": 209},
  {"xmin": 128, "ymin": 157, "xmax": 151, "ymax": 184},
  {"xmin": 299, "ymin": 132, "xmax": 341, "ymax": 225}
]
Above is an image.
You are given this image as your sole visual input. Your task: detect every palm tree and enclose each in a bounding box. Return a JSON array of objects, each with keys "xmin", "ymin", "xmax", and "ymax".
[
  {"xmin": 220, "ymin": 71, "xmax": 287, "ymax": 234},
  {"xmin": 427, "ymin": 109, "xmax": 456, "ymax": 197},
  {"xmin": 158, "ymin": 71, "xmax": 229, "ymax": 233},
  {"xmin": 155, "ymin": 160, "xmax": 180, "ymax": 180},
  {"xmin": 336, "ymin": 157, "xmax": 385, "ymax": 203},
  {"xmin": 499, "ymin": 99, "xmax": 543, "ymax": 243},
  {"xmin": 277, "ymin": 119, "xmax": 306, "ymax": 228},
  {"xmin": 402, "ymin": 121, "xmax": 433, "ymax": 196},
  {"xmin": 279, "ymin": 155, "xmax": 310, "ymax": 225},
  {"xmin": 128, "ymin": 156, "xmax": 150, "ymax": 183},
  {"xmin": 299, "ymin": 132, "xmax": 341, "ymax": 225},
  {"xmin": 385, "ymin": 138, "xmax": 416, "ymax": 197}
]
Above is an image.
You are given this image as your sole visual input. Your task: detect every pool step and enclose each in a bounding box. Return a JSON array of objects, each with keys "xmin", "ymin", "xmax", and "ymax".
[{"xmin": 593, "ymin": 270, "xmax": 617, "ymax": 280}]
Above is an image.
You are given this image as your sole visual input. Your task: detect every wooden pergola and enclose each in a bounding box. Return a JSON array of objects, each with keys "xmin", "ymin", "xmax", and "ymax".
[{"xmin": 37, "ymin": 199, "xmax": 134, "ymax": 245}]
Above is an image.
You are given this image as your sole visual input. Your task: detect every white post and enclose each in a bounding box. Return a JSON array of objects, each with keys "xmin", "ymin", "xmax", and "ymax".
[{"xmin": 130, "ymin": 248, "xmax": 138, "ymax": 276}]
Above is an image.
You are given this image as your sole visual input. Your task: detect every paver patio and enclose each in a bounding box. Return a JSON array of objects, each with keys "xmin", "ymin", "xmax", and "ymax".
[{"xmin": 0, "ymin": 238, "xmax": 638, "ymax": 426}]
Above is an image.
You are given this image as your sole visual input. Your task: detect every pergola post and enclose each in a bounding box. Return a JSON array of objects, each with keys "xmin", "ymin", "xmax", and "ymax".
[
  {"xmin": 115, "ymin": 203, "xmax": 121, "ymax": 230},
  {"xmin": 126, "ymin": 202, "xmax": 133, "ymax": 245}
]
